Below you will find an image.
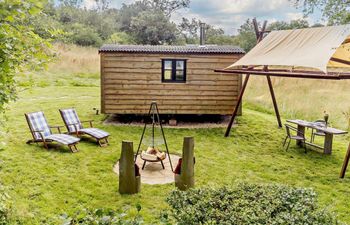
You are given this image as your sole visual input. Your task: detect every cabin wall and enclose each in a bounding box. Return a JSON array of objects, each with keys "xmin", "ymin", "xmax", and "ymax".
[{"xmin": 100, "ymin": 52, "xmax": 243, "ymax": 114}]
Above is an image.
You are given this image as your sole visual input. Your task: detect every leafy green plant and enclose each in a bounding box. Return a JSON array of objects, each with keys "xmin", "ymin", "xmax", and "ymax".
[
  {"xmin": 166, "ymin": 183, "xmax": 341, "ymax": 225},
  {"xmin": 60, "ymin": 205, "xmax": 143, "ymax": 225},
  {"xmin": 0, "ymin": 0, "xmax": 52, "ymax": 112}
]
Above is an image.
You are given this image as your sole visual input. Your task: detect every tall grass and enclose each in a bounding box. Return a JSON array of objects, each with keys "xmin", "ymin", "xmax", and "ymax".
[
  {"xmin": 245, "ymin": 76, "xmax": 350, "ymax": 129},
  {"xmin": 17, "ymin": 43, "xmax": 100, "ymax": 88},
  {"xmin": 49, "ymin": 43, "xmax": 99, "ymax": 74}
]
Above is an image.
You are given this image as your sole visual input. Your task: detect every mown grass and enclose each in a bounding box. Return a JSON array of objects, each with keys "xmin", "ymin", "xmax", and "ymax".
[{"xmin": 1, "ymin": 44, "xmax": 350, "ymax": 224}]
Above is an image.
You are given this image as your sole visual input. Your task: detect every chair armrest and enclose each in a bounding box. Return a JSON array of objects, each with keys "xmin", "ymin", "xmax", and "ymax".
[
  {"xmin": 81, "ymin": 120, "xmax": 93, "ymax": 128},
  {"xmin": 49, "ymin": 125, "xmax": 64, "ymax": 134}
]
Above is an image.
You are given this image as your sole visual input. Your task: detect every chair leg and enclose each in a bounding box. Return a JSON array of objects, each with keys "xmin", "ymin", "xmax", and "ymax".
[
  {"xmin": 43, "ymin": 141, "xmax": 48, "ymax": 149},
  {"xmin": 97, "ymin": 138, "xmax": 108, "ymax": 147},
  {"xmin": 285, "ymin": 139, "xmax": 291, "ymax": 151},
  {"xmin": 69, "ymin": 144, "xmax": 79, "ymax": 153},
  {"xmin": 160, "ymin": 160, "xmax": 165, "ymax": 170},
  {"xmin": 303, "ymin": 141, "xmax": 307, "ymax": 153},
  {"xmin": 26, "ymin": 140, "xmax": 34, "ymax": 145},
  {"xmin": 282, "ymin": 136, "xmax": 288, "ymax": 147}
]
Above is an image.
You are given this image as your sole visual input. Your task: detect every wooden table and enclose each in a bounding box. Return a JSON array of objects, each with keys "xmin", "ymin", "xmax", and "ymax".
[{"xmin": 287, "ymin": 119, "xmax": 347, "ymax": 154}]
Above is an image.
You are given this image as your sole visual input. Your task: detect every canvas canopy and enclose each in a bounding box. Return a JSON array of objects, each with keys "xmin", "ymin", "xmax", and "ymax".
[{"xmin": 226, "ymin": 25, "xmax": 350, "ymax": 73}]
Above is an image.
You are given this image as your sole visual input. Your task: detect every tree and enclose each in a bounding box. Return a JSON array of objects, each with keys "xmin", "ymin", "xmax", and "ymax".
[
  {"xmin": 94, "ymin": 0, "xmax": 111, "ymax": 12},
  {"xmin": 130, "ymin": 10, "xmax": 177, "ymax": 45},
  {"xmin": 178, "ymin": 17, "xmax": 229, "ymax": 45},
  {"xmin": 268, "ymin": 19, "xmax": 309, "ymax": 31},
  {"xmin": 107, "ymin": 32, "xmax": 136, "ymax": 44},
  {"xmin": 291, "ymin": 0, "xmax": 350, "ymax": 24},
  {"xmin": 232, "ymin": 19, "xmax": 257, "ymax": 52},
  {"xmin": 119, "ymin": 0, "xmax": 190, "ymax": 33},
  {"xmin": 141, "ymin": 0, "xmax": 190, "ymax": 16},
  {"xmin": 0, "ymin": 0, "xmax": 52, "ymax": 111}
]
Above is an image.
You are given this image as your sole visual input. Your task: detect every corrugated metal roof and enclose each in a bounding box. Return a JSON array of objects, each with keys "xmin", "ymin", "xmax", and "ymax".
[{"xmin": 99, "ymin": 44, "xmax": 245, "ymax": 54}]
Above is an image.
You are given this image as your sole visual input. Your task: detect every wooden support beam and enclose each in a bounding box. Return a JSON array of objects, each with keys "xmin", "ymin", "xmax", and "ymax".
[
  {"xmin": 252, "ymin": 18, "xmax": 260, "ymax": 40},
  {"xmin": 266, "ymin": 75, "xmax": 282, "ymax": 128},
  {"xmin": 214, "ymin": 69, "xmax": 350, "ymax": 80},
  {"xmin": 225, "ymin": 74, "xmax": 250, "ymax": 137},
  {"xmin": 330, "ymin": 57, "xmax": 350, "ymax": 66},
  {"xmin": 340, "ymin": 143, "xmax": 350, "ymax": 178}
]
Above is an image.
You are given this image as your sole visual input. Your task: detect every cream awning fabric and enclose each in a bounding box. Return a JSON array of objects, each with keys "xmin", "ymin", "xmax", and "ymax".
[{"xmin": 226, "ymin": 25, "xmax": 350, "ymax": 73}]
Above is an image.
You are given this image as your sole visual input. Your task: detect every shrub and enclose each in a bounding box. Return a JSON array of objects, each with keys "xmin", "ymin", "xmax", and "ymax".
[
  {"xmin": 68, "ymin": 23, "xmax": 102, "ymax": 47},
  {"xmin": 107, "ymin": 32, "xmax": 136, "ymax": 45},
  {"xmin": 166, "ymin": 183, "xmax": 341, "ymax": 225},
  {"xmin": 60, "ymin": 205, "xmax": 143, "ymax": 225}
]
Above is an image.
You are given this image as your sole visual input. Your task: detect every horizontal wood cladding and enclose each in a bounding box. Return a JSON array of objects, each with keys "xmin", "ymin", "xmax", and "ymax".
[{"xmin": 100, "ymin": 52, "xmax": 242, "ymax": 114}]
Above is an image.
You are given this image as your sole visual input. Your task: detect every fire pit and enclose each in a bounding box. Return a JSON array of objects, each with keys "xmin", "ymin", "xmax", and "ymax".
[{"xmin": 134, "ymin": 102, "xmax": 173, "ymax": 171}]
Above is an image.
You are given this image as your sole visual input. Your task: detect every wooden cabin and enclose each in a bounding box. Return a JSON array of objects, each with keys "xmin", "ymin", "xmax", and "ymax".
[{"xmin": 99, "ymin": 44, "xmax": 245, "ymax": 115}]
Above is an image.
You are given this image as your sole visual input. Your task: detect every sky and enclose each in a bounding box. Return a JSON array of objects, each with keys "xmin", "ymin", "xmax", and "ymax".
[{"xmin": 83, "ymin": 0, "xmax": 324, "ymax": 34}]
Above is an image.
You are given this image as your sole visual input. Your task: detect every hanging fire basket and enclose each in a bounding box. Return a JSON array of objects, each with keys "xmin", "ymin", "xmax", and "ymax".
[{"xmin": 134, "ymin": 101, "xmax": 173, "ymax": 171}]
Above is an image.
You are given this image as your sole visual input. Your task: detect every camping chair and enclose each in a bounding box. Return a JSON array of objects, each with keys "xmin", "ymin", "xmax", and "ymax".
[
  {"xmin": 25, "ymin": 111, "xmax": 80, "ymax": 152},
  {"xmin": 59, "ymin": 108, "xmax": 109, "ymax": 147},
  {"xmin": 283, "ymin": 124, "xmax": 307, "ymax": 153},
  {"xmin": 310, "ymin": 120, "xmax": 326, "ymax": 143}
]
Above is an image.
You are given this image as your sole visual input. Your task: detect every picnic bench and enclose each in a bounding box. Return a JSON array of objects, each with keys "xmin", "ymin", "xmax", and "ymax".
[{"xmin": 287, "ymin": 119, "xmax": 347, "ymax": 154}]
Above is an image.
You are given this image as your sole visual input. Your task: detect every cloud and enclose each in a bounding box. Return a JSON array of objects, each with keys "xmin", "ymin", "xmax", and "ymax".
[
  {"xmin": 171, "ymin": 0, "xmax": 322, "ymax": 34},
  {"xmin": 80, "ymin": 0, "xmax": 322, "ymax": 34}
]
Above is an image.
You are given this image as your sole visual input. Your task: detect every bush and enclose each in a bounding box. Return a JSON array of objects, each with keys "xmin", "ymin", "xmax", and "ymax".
[
  {"xmin": 68, "ymin": 23, "xmax": 102, "ymax": 47},
  {"xmin": 107, "ymin": 32, "xmax": 136, "ymax": 45},
  {"xmin": 166, "ymin": 183, "xmax": 341, "ymax": 225},
  {"xmin": 60, "ymin": 205, "xmax": 143, "ymax": 225}
]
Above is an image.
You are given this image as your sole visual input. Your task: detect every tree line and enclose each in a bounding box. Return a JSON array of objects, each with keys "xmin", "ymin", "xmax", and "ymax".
[{"xmin": 32, "ymin": 0, "xmax": 326, "ymax": 52}]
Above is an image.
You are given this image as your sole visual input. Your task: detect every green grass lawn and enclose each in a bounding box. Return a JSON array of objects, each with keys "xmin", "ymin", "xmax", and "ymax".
[
  {"xmin": 1, "ymin": 46, "xmax": 350, "ymax": 223},
  {"xmin": 1, "ymin": 84, "xmax": 350, "ymax": 224}
]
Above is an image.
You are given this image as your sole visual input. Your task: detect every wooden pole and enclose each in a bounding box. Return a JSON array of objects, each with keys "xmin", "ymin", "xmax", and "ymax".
[
  {"xmin": 340, "ymin": 143, "xmax": 350, "ymax": 178},
  {"xmin": 119, "ymin": 141, "xmax": 140, "ymax": 194},
  {"xmin": 266, "ymin": 75, "xmax": 282, "ymax": 128},
  {"xmin": 225, "ymin": 74, "xmax": 250, "ymax": 137},
  {"xmin": 175, "ymin": 137, "xmax": 195, "ymax": 190}
]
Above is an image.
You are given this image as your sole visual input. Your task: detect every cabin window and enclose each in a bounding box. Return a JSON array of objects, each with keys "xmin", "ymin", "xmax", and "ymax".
[{"xmin": 161, "ymin": 59, "xmax": 187, "ymax": 83}]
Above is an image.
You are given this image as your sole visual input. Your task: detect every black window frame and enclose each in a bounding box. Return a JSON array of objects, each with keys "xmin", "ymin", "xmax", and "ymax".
[{"xmin": 161, "ymin": 59, "xmax": 187, "ymax": 83}]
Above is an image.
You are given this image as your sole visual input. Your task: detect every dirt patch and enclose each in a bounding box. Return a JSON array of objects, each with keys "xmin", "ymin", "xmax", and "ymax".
[{"xmin": 113, "ymin": 154, "xmax": 180, "ymax": 185}]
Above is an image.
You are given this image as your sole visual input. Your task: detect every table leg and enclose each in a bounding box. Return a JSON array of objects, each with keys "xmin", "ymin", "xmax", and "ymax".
[
  {"xmin": 324, "ymin": 133, "xmax": 333, "ymax": 154},
  {"xmin": 297, "ymin": 125, "xmax": 305, "ymax": 146}
]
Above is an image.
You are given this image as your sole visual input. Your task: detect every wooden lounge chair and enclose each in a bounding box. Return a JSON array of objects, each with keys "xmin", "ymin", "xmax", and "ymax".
[
  {"xmin": 283, "ymin": 124, "xmax": 307, "ymax": 153},
  {"xmin": 25, "ymin": 111, "xmax": 80, "ymax": 152},
  {"xmin": 59, "ymin": 108, "xmax": 109, "ymax": 147}
]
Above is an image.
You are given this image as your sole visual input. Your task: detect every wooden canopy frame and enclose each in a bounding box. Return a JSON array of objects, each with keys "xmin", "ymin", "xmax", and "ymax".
[
  {"xmin": 216, "ymin": 19, "xmax": 350, "ymax": 178},
  {"xmin": 215, "ymin": 18, "xmax": 350, "ymax": 138}
]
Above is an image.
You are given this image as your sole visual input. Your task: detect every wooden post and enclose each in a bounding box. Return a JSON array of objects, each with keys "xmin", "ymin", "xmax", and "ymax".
[
  {"xmin": 119, "ymin": 141, "xmax": 140, "ymax": 194},
  {"xmin": 225, "ymin": 74, "xmax": 250, "ymax": 137},
  {"xmin": 340, "ymin": 143, "xmax": 350, "ymax": 178},
  {"xmin": 323, "ymin": 133, "xmax": 333, "ymax": 154},
  {"xmin": 175, "ymin": 137, "xmax": 195, "ymax": 190},
  {"xmin": 266, "ymin": 75, "xmax": 282, "ymax": 128}
]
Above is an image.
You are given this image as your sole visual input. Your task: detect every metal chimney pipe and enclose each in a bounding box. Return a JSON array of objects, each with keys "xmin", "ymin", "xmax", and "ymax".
[{"xmin": 200, "ymin": 23, "xmax": 206, "ymax": 46}]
